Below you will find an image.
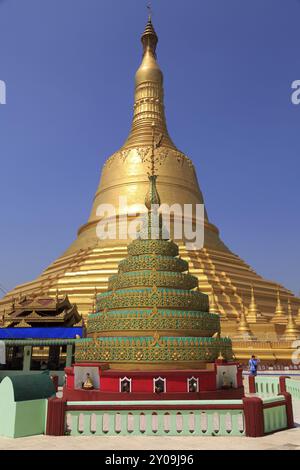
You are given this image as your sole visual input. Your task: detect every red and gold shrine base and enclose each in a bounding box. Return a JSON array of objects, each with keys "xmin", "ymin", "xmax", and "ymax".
[{"xmin": 63, "ymin": 361, "xmax": 244, "ymax": 401}]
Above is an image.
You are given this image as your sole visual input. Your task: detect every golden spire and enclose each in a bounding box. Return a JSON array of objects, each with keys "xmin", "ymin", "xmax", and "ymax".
[
  {"xmin": 271, "ymin": 288, "xmax": 287, "ymax": 324},
  {"xmin": 123, "ymin": 17, "xmax": 176, "ymax": 149},
  {"xmin": 141, "ymin": 15, "xmax": 158, "ymax": 56},
  {"xmin": 288, "ymin": 298, "xmax": 292, "ymax": 315},
  {"xmin": 234, "ymin": 301, "xmax": 256, "ymax": 340},
  {"xmin": 247, "ymin": 285, "xmax": 262, "ymax": 323},
  {"xmin": 281, "ymin": 298, "xmax": 300, "ymax": 341}
]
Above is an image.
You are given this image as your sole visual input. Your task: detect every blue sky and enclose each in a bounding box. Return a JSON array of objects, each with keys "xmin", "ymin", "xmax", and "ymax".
[{"xmin": 0, "ymin": 0, "xmax": 299, "ymax": 296}]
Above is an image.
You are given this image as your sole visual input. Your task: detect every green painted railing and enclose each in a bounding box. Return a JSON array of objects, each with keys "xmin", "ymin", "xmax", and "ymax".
[
  {"xmin": 65, "ymin": 400, "xmax": 245, "ymax": 437},
  {"xmin": 254, "ymin": 377, "xmax": 280, "ymax": 396},
  {"xmin": 262, "ymin": 397, "xmax": 287, "ymax": 434},
  {"xmin": 44, "ymin": 396, "xmax": 291, "ymax": 437},
  {"xmin": 253, "ymin": 375, "xmax": 300, "ymax": 401},
  {"xmin": 286, "ymin": 379, "xmax": 300, "ymax": 400}
]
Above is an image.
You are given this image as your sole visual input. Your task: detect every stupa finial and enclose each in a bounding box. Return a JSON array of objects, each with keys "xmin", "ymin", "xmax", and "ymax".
[
  {"xmin": 247, "ymin": 284, "xmax": 262, "ymax": 323},
  {"xmin": 239, "ymin": 303, "xmax": 249, "ymax": 329},
  {"xmin": 123, "ymin": 14, "xmax": 177, "ymax": 149},
  {"xmin": 277, "ymin": 288, "xmax": 281, "ymax": 306},
  {"xmin": 147, "ymin": 1, "xmax": 152, "ymax": 21},
  {"xmin": 281, "ymin": 298, "xmax": 300, "ymax": 341},
  {"xmin": 288, "ymin": 297, "xmax": 294, "ymax": 322},
  {"xmin": 233, "ymin": 300, "xmax": 256, "ymax": 340},
  {"xmin": 271, "ymin": 287, "xmax": 287, "ymax": 324},
  {"xmin": 141, "ymin": 10, "xmax": 158, "ymax": 57}
]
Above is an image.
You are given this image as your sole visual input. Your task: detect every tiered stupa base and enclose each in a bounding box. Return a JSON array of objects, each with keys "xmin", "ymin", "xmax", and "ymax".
[{"xmin": 1, "ymin": 242, "xmax": 299, "ymax": 364}]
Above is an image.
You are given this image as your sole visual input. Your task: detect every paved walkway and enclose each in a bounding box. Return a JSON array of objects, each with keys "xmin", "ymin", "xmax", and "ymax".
[
  {"xmin": 0, "ymin": 398, "xmax": 300, "ymax": 450},
  {"xmin": 0, "ymin": 426, "xmax": 299, "ymax": 450}
]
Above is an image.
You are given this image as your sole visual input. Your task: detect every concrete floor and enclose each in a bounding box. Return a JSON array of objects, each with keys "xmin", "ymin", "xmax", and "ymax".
[
  {"xmin": 0, "ymin": 397, "xmax": 300, "ymax": 450},
  {"xmin": 0, "ymin": 426, "xmax": 299, "ymax": 450}
]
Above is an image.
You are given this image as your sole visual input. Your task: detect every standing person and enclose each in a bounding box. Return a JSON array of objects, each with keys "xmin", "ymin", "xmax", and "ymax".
[{"xmin": 249, "ymin": 355, "xmax": 259, "ymax": 376}]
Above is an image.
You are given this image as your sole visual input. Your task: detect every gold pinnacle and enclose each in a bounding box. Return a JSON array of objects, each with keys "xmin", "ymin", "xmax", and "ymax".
[
  {"xmin": 271, "ymin": 288, "xmax": 287, "ymax": 324},
  {"xmin": 234, "ymin": 302, "xmax": 256, "ymax": 340},
  {"xmin": 247, "ymin": 285, "xmax": 261, "ymax": 323},
  {"xmin": 281, "ymin": 298, "xmax": 300, "ymax": 341}
]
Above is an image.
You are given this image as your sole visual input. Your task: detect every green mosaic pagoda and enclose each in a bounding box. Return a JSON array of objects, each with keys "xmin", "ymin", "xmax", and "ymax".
[{"xmin": 75, "ymin": 172, "xmax": 233, "ymax": 370}]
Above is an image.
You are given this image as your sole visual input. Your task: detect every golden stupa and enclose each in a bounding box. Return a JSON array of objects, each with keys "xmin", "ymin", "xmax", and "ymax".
[{"xmin": 1, "ymin": 18, "xmax": 299, "ymax": 363}]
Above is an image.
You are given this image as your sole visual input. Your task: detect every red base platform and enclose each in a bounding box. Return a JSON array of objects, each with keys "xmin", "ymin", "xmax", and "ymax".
[{"xmin": 63, "ymin": 360, "xmax": 244, "ymax": 401}]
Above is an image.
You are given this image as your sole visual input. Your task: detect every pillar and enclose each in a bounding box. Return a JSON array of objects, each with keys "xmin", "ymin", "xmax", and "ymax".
[
  {"xmin": 248, "ymin": 374, "xmax": 256, "ymax": 394},
  {"xmin": 46, "ymin": 398, "xmax": 66, "ymax": 436},
  {"xmin": 242, "ymin": 396, "xmax": 264, "ymax": 437},
  {"xmin": 23, "ymin": 345, "xmax": 32, "ymax": 372},
  {"xmin": 279, "ymin": 376, "xmax": 290, "ymax": 393}
]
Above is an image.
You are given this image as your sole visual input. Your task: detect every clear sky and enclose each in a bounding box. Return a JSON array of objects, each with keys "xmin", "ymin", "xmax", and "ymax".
[{"xmin": 0, "ymin": 0, "xmax": 299, "ymax": 297}]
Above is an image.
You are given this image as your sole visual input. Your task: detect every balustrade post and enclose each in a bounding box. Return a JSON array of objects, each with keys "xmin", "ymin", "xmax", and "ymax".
[
  {"xmin": 279, "ymin": 376, "xmax": 290, "ymax": 393},
  {"xmin": 242, "ymin": 396, "xmax": 264, "ymax": 437},
  {"xmin": 248, "ymin": 374, "xmax": 256, "ymax": 394}
]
